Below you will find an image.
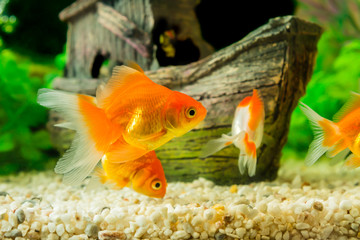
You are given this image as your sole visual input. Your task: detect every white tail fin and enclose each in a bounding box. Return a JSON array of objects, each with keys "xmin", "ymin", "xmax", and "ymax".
[
  {"xmin": 238, "ymin": 132, "xmax": 257, "ymax": 176},
  {"xmin": 37, "ymin": 89, "xmax": 105, "ymax": 186},
  {"xmin": 299, "ymin": 102, "xmax": 342, "ymax": 166}
]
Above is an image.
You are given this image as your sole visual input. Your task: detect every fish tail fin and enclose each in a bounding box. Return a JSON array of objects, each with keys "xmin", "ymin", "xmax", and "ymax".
[
  {"xmin": 345, "ymin": 154, "xmax": 360, "ymax": 168},
  {"xmin": 86, "ymin": 164, "xmax": 107, "ymax": 191},
  {"xmin": 299, "ymin": 102, "xmax": 342, "ymax": 166},
  {"xmin": 200, "ymin": 133, "xmax": 240, "ymax": 158},
  {"xmin": 238, "ymin": 132, "xmax": 257, "ymax": 176},
  {"xmin": 37, "ymin": 88, "xmax": 117, "ymax": 185}
]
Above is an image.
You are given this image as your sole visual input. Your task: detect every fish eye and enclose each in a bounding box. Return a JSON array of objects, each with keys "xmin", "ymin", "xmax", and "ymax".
[
  {"xmin": 186, "ymin": 107, "xmax": 197, "ymax": 118},
  {"xmin": 151, "ymin": 179, "xmax": 162, "ymax": 190}
]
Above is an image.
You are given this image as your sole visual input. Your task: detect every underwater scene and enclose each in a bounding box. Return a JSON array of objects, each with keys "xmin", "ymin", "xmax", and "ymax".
[{"xmin": 1, "ymin": 0, "xmax": 360, "ymax": 239}]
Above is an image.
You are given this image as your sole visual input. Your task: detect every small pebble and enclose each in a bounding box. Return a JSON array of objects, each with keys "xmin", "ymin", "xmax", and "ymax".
[
  {"xmin": 48, "ymin": 223, "xmax": 56, "ymax": 233},
  {"xmin": 171, "ymin": 230, "xmax": 190, "ymax": 240},
  {"xmin": 313, "ymin": 201, "xmax": 323, "ymax": 211},
  {"xmin": 84, "ymin": 223, "xmax": 99, "ymax": 238},
  {"xmin": 18, "ymin": 223, "xmax": 30, "ymax": 236},
  {"xmin": 28, "ymin": 231, "xmax": 41, "ymax": 240},
  {"xmin": 31, "ymin": 221, "xmax": 41, "ymax": 232},
  {"xmin": 229, "ymin": 185, "xmax": 238, "ymax": 193},
  {"xmin": 164, "ymin": 229, "xmax": 173, "ymax": 236},
  {"xmin": 9, "ymin": 212, "xmax": 18, "ymax": 227},
  {"xmin": 340, "ymin": 200, "xmax": 352, "ymax": 211},
  {"xmin": 56, "ymin": 224, "xmax": 65, "ymax": 236},
  {"xmin": 134, "ymin": 227, "xmax": 147, "ymax": 238},
  {"xmin": 68, "ymin": 234, "xmax": 87, "ymax": 240},
  {"xmin": 15, "ymin": 209, "xmax": 25, "ymax": 224},
  {"xmin": 98, "ymin": 230, "xmax": 126, "ymax": 240},
  {"xmin": 191, "ymin": 216, "xmax": 203, "ymax": 226},
  {"xmin": 204, "ymin": 209, "xmax": 215, "ymax": 221},
  {"xmin": 4, "ymin": 229, "xmax": 22, "ymax": 238},
  {"xmin": 296, "ymin": 223, "xmax": 310, "ymax": 230}
]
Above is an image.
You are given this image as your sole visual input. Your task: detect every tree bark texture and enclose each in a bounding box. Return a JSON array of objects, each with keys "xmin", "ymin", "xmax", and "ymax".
[{"xmin": 50, "ymin": 16, "xmax": 322, "ymax": 184}]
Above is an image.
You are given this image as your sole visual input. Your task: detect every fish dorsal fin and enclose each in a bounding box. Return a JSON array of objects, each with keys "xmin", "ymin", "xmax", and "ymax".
[
  {"xmin": 333, "ymin": 92, "xmax": 360, "ymax": 122},
  {"xmin": 125, "ymin": 60, "xmax": 144, "ymax": 73},
  {"xmin": 96, "ymin": 65, "xmax": 152, "ymax": 110}
]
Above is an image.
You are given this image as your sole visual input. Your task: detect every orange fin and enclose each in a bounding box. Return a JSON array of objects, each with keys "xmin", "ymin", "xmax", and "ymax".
[
  {"xmin": 333, "ymin": 92, "xmax": 360, "ymax": 122},
  {"xmin": 105, "ymin": 137, "xmax": 149, "ymax": 163},
  {"xmin": 299, "ymin": 102, "xmax": 342, "ymax": 166},
  {"xmin": 345, "ymin": 154, "xmax": 360, "ymax": 168},
  {"xmin": 125, "ymin": 60, "xmax": 144, "ymax": 73}
]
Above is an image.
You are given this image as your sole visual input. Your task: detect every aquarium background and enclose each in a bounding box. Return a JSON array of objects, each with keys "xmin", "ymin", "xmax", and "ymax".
[{"xmin": 0, "ymin": 0, "xmax": 359, "ymax": 175}]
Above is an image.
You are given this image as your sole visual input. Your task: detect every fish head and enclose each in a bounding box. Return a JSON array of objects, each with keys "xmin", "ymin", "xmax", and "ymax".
[
  {"xmin": 163, "ymin": 91, "xmax": 207, "ymax": 136},
  {"xmin": 131, "ymin": 153, "xmax": 167, "ymax": 198}
]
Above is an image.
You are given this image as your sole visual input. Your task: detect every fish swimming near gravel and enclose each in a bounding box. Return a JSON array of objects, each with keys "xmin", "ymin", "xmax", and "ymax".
[
  {"xmin": 37, "ymin": 63, "xmax": 207, "ymax": 187},
  {"xmin": 200, "ymin": 89, "xmax": 265, "ymax": 176},
  {"xmin": 94, "ymin": 151, "xmax": 167, "ymax": 198},
  {"xmin": 300, "ymin": 92, "xmax": 360, "ymax": 167}
]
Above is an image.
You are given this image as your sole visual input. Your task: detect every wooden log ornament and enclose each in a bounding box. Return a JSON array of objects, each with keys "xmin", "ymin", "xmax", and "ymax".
[{"xmin": 50, "ymin": 16, "xmax": 322, "ymax": 184}]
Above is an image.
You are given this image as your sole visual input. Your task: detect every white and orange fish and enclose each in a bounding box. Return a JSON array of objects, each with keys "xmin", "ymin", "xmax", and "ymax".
[
  {"xmin": 37, "ymin": 63, "xmax": 206, "ymax": 187},
  {"xmin": 300, "ymin": 92, "xmax": 360, "ymax": 167},
  {"xmin": 201, "ymin": 89, "xmax": 265, "ymax": 176}
]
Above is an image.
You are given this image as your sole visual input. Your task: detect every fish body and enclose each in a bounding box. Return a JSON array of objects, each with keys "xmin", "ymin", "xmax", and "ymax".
[
  {"xmin": 300, "ymin": 92, "xmax": 360, "ymax": 167},
  {"xmin": 37, "ymin": 64, "xmax": 206, "ymax": 188},
  {"xmin": 97, "ymin": 151, "xmax": 167, "ymax": 198},
  {"xmin": 201, "ymin": 89, "xmax": 265, "ymax": 176}
]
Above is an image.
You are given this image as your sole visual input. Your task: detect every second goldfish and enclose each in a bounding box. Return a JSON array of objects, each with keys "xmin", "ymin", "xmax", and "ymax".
[
  {"xmin": 201, "ymin": 89, "xmax": 265, "ymax": 176},
  {"xmin": 94, "ymin": 151, "xmax": 167, "ymax": 198}
]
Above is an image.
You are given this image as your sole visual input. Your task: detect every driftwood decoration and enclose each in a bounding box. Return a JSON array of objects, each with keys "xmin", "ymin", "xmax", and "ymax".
[{"xmin": 50, "ymin": 15, "xmax": 322, "ymax": 184}]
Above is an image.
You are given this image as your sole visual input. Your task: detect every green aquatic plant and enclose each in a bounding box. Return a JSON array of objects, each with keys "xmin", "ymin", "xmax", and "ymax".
[
  {"xmin": 284, "ymin": 0, "xmax": 360, "ymax": 161},
  {"xmin": 0, "ymin": 49, "xmax": 64, "ymax": 174}
]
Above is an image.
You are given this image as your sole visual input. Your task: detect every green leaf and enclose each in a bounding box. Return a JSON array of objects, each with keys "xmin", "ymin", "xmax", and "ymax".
[
  {"xmin": 32, "ymin": 130, "xmax": 52, "ymax": 150},
  {"xmin": 0, "ymin": 133, "xmax": 15, "ymax": 152}
]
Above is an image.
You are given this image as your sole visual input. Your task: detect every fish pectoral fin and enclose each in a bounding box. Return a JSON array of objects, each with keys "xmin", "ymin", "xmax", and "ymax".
[
  {"xmin": 344, "ymin": 154, "xmax": 360, "ymax": 168},
  {"xmin": 136, "ymin": 129, "xmax": 167, "ymax": 143},
  {"xmin": 106, "ymin": 139, "xmax": 149, "ymax": 163},
  {"xmin": 54, "ymin": 122, "xmax": 75, "ymax": 130},
  {"xmin": 200, "ymin": 133, "xmax": 237, "ymax": 158}
]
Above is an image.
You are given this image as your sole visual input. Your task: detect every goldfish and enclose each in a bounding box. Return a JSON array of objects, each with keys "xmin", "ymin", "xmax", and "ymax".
[
  {"xmin": 94, "ymin": 151, "xmax": 167, "ymax": 198},
  {"xmin": 200, "ymin": 89, "xmax": 265, "ymax": 176},
  {"xmin": 300, "ymin": 92, "xmax": 360, "ymax": 167},
  {"xmin": 37, "ymin": 63, "xmax": 207, "ymax": 187}
]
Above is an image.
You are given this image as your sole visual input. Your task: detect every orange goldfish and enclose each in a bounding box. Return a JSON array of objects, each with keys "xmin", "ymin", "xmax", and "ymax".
[
  {"xmin": 37, "ymin": 64, "xmax": 207, "ymax": 186},
  {"xmin": 201, "ymin": 89, "xmax": 265, "ymax": 176},
  {"xmin": 300, "ymin": 92, "xmax": 360, "ymax": 167},
  {"xmin": 95, "ymin": 151, "xmax": 167, "ymax": 198}
]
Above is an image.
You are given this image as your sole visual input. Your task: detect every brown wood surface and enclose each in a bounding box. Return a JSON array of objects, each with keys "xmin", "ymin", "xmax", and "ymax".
[{"xmin": 50, "ymin": 16, "xmax": 322, "ymax": 184}]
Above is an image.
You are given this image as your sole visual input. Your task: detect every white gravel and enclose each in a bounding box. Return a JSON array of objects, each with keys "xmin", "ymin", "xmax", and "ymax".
[{"xmin": 1, "ymin": 160, "xmax": 360, "ymax": 240}]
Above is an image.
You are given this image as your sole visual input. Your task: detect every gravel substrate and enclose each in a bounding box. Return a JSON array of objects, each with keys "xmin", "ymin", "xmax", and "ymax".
[{"xmin": 1, "ymin": 160, "xmax": 360, "ymax": 240}]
